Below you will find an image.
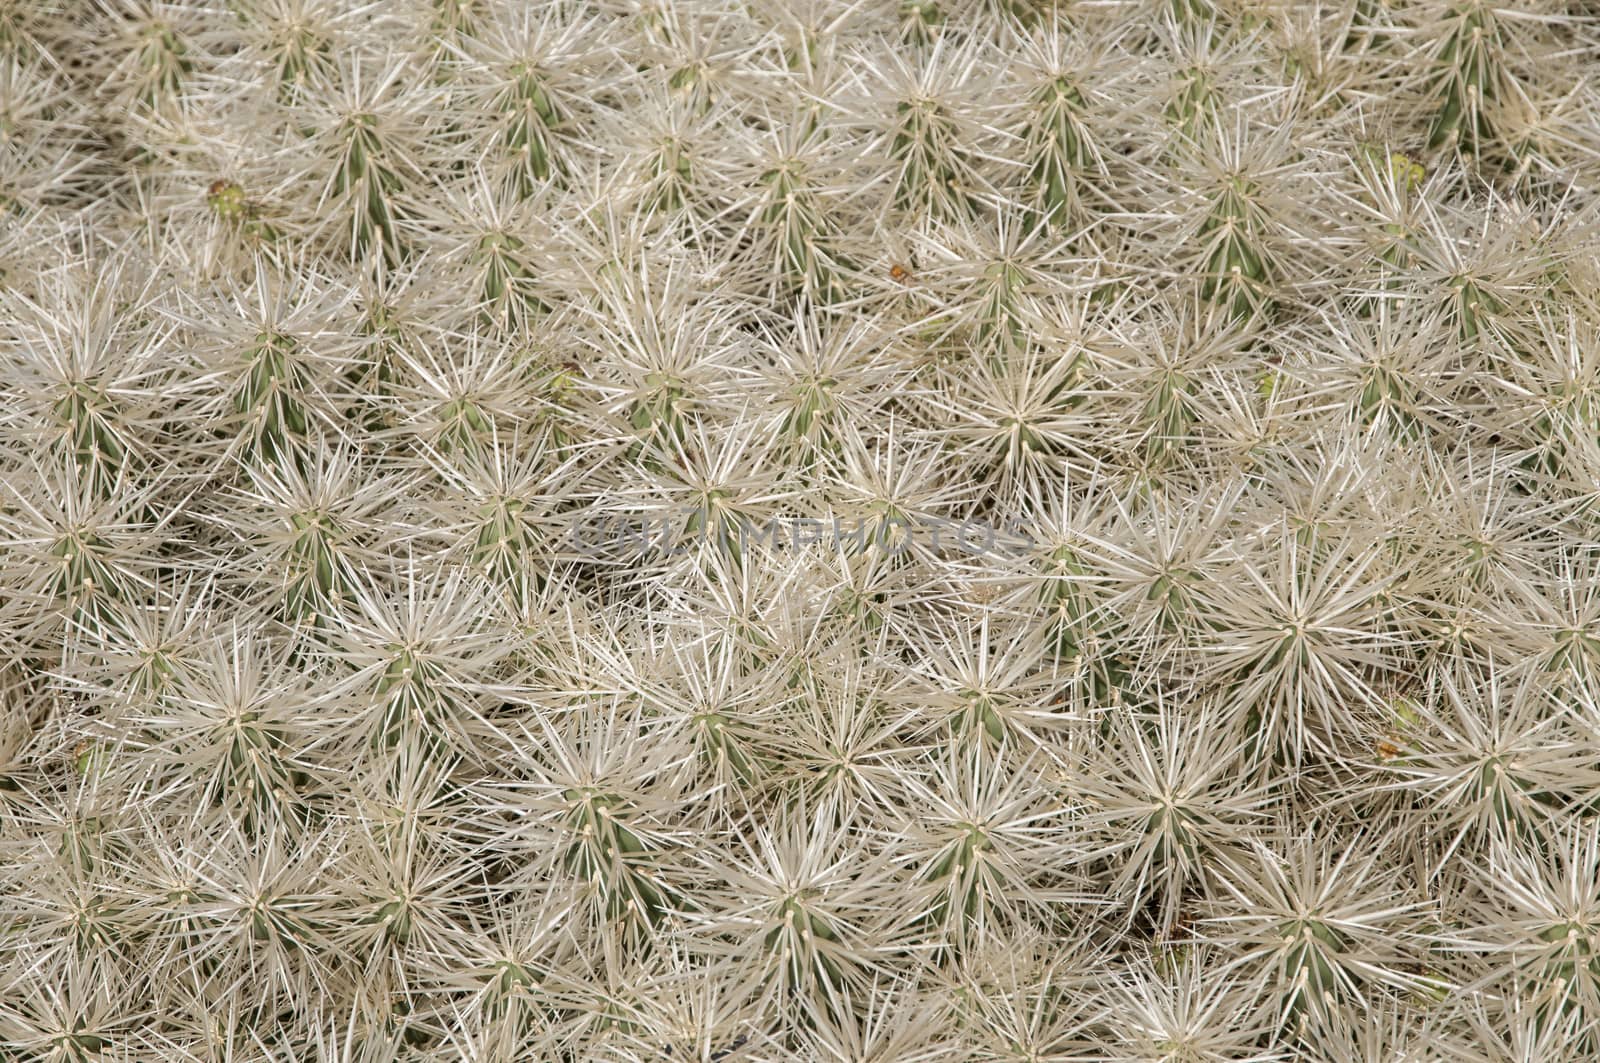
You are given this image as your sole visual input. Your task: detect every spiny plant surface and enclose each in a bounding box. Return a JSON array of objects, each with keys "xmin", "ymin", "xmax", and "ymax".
[{"xmin": 3, "ymin": 1, "xmax": 1600, "ymax": 1060}]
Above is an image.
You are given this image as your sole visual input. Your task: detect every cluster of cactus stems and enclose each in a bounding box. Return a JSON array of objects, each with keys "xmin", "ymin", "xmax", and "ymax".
[{"xmin": 4, "ymin": 0, "xmax": 1600, "ymax": 1060}]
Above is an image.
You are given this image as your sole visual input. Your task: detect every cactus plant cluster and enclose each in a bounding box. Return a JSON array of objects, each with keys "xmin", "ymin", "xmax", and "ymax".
[{"xmin": 4, "ymin": 0, "xmax": 1600, "ymax": 1059}]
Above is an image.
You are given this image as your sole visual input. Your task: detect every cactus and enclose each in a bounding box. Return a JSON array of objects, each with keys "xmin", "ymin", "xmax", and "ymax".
[{"xmin": 2, "ymin": 0, "xmax": 1599, "ymax": 1058}]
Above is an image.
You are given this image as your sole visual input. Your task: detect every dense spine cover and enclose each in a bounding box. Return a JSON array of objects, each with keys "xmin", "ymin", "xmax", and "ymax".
[{"xmin": 2, "ymin": 1, "xmax": 1600, "ymax": 1059}]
